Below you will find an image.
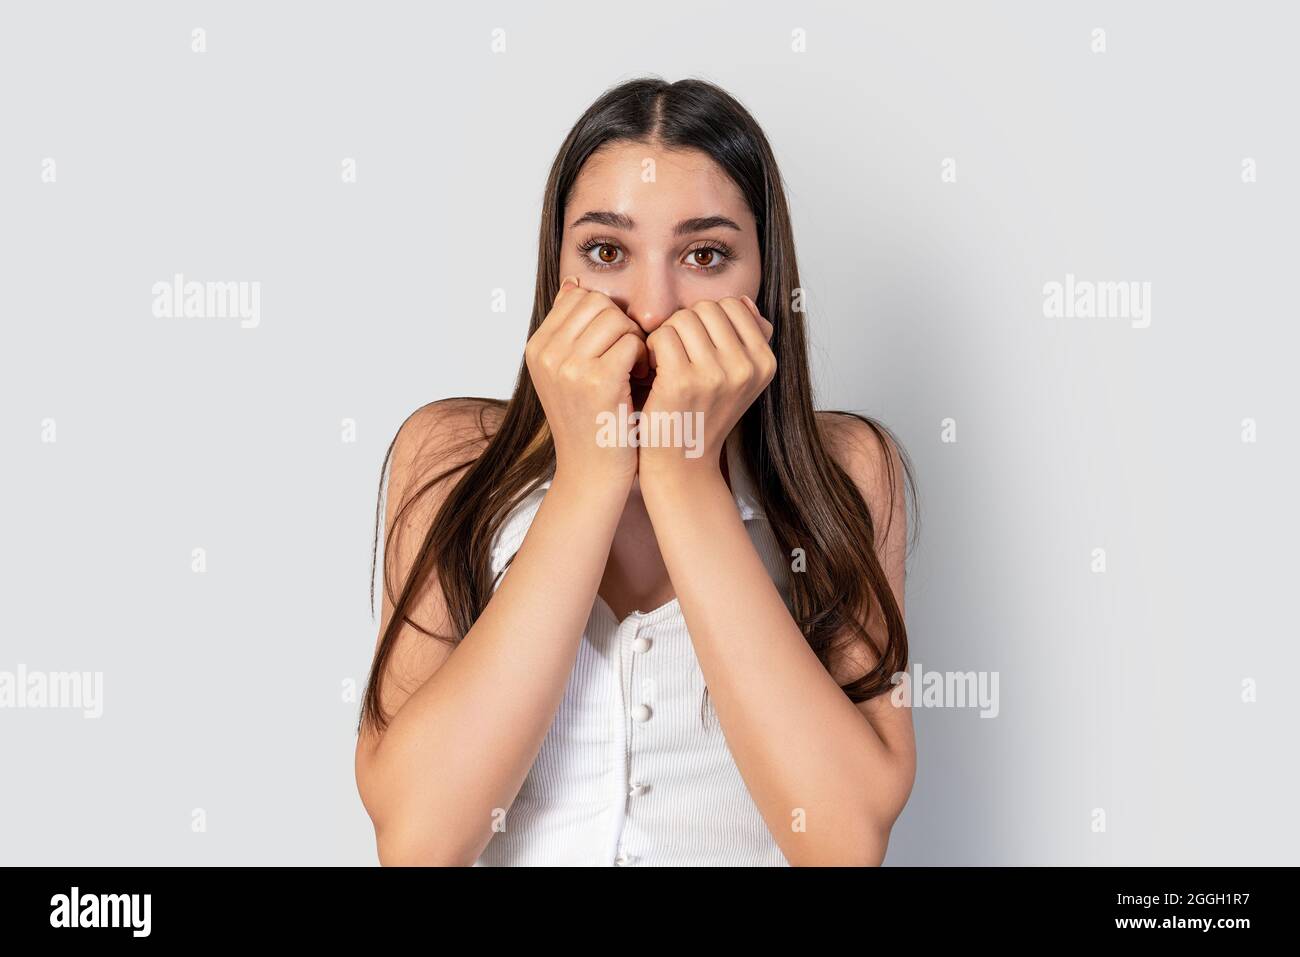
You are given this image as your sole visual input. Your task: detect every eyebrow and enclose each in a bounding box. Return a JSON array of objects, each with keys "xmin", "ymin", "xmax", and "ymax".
[{"xmin": 568, "ymin": 210, "xmax": 743, "ymax": 236}]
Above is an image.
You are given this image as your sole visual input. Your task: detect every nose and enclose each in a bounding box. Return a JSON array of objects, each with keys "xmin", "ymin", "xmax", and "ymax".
[{"xmin": 616, "ymin": 270, "xmax": 682, "ymax": 336}]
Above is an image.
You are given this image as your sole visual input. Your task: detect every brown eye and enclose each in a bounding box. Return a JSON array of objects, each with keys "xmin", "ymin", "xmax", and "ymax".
[
  {"xmin": 682, "ymin": 242, "xmax": 733, "ymax": 273},
  {"xmin": 577, "ymin": 239, "xmax": 625, "ymax": 268}
]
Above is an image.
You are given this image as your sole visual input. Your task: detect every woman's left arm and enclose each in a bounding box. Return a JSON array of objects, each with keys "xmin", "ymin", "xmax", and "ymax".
[{"xmin": 639, "ymin": 300, "xmax": 915, "ymax": 867}]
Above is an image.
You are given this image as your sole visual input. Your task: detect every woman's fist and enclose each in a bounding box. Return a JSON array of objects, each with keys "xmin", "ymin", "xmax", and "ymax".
[
  {"xmin": 525, "ymin": 277, "xmax": 649, "ymax": 485},
  {"xmin": 639, "ymin": 294, "xmax": 775, "ymax": 478}
]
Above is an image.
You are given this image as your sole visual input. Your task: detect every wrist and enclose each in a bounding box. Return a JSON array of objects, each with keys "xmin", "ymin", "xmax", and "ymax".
[
  {"xmin": 637, "ymin": 454, "xmax": 726, "ymax": 501},
  {"xmin": 551, "ymin": 462, "xmax": 636, "ymax": 500}
]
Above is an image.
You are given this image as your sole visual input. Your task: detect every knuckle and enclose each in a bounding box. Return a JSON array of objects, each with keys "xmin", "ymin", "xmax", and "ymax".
[
  {"xmin": 728, "ymin": 360, "xmax": 755, "ymax": 384},
  {"xmin": 584, "ymin": 290, "xmax": 613, "ymax": 311},
  {"xmin": 598, "ymin": 305, "xmax": 628, "ymax": 326}
]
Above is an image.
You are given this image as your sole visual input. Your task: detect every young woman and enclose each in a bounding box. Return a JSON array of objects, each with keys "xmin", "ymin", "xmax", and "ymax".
[{"xmin": 354, "ymin": 76, "xmax": 918, "ymax": 867}]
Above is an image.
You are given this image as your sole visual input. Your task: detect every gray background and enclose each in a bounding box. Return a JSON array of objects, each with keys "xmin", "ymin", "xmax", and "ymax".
[{"xmin": 2, "ymin": 1, "xmax": 1295, "ymax": 865}]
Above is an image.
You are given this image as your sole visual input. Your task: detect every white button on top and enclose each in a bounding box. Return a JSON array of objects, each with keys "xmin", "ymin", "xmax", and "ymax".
[
  {"xmin": 631, "ymin": 703, "xmax": 652, "ymax": 722},
  {"xmin": 615, "ymin": 851, "xmax": 636, "ymax": 866},
  {"xmin": 629, "ymin": 782, "xmax": 649, "ymax": 796},
  {"xmin": 631, "ymin": 636, "xmax": 651, "ymax": 653}
]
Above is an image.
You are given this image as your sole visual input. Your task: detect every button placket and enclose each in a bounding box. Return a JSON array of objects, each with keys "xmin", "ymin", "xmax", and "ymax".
[{"xmin": 615, "ymin": 613, "xmax": 655, "ymax": 866}]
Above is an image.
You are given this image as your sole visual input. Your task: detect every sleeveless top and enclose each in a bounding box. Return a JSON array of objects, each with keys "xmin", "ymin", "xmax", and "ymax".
[{"xmin": 473, "ymin": 431, "xmax": 793, "ymax": 867}]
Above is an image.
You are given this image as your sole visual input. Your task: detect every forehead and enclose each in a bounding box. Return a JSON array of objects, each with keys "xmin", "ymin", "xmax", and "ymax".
[{"xmin": 566, "ymin": 141, "xmax": 752, "ymax": 230}]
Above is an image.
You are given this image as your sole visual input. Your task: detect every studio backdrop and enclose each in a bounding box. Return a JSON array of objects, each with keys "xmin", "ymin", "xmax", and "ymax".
[{"xmin": 1, "ymin": 0, "xmax": 1295, "ymax": 865}]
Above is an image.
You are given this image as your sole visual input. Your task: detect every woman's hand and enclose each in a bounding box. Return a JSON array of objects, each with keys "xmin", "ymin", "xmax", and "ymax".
[
  {"xmin": 525, "ymin": 276, "xmax": 650, "ymax": 486},
  {"xmin": 638, "ymin": 295, "xmax": 775, "ymax": 482}
]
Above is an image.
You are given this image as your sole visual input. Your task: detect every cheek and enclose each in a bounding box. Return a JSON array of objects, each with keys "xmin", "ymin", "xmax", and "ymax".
[{"xmin": 708, "ymin": 261, "xmax": 761, "ymax": 298}]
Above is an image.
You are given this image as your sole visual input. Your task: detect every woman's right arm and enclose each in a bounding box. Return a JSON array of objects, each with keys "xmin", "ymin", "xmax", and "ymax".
[{"xmin": 355, "ymin": 279, "xmax": 647, "ymax": 866}]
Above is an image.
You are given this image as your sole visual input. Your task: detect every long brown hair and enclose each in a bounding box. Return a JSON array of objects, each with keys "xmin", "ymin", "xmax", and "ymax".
[{"xmin": 359, "ymin": 76, "xmax": 919, "ymax": 736}]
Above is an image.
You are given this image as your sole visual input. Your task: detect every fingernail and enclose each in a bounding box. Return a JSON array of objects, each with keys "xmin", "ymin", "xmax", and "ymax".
[
  {"xmin": 741, "ymin": 293, "xmax": 759, "ymax": 317},
  {"xmin": 560, "ymin": 275, "xmax": 578, "ymax": 290}
]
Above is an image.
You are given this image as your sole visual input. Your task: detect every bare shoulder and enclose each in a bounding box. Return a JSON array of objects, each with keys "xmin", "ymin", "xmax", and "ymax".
[
  {"xmin": 386, "ymin": 397, "xmax": 506, "ymax": 502},
  {"xmin": 814, "ymin": 410, "xmax": 910, "ymax": 540},
  {"xmin": 814, "ymin": 410, "xmax": 911, "ymax": 685},
  {"xmin": 379, "ymin": 395, "xmax": 506, "ymax": 599}
]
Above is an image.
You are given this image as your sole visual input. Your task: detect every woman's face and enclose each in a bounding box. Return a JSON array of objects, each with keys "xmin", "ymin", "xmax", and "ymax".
[{"xmin": 558, "ymin": 140, "xmax": 763, "ymax": 342}]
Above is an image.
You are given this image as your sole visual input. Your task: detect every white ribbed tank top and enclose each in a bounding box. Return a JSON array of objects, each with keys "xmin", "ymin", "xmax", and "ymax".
[{"xmin": 473, "ymin": 431, "xmax": 792, "ymax": 867}]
